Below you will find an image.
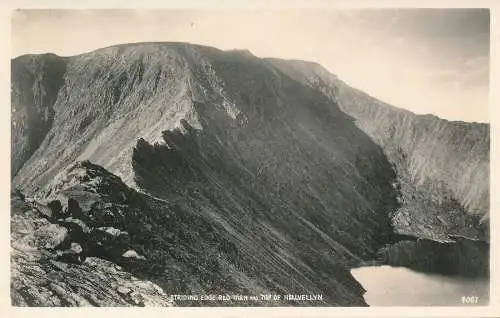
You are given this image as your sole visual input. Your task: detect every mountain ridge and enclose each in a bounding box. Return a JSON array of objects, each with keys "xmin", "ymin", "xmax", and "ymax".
[{"xmin": 10, "ymin": 42, "xmax": 489, "ymax": 307}]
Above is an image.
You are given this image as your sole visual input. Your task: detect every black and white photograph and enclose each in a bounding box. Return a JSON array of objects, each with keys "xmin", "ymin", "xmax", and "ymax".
[{"xmin": 7, "ymin": 4, "xmax": 495, "ymax": 313}]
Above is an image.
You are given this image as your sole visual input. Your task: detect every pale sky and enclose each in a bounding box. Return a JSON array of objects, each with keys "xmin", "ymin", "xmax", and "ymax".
[{"xmin": 11, "ymin": 9, "xmax": 490, "ymax": 123}]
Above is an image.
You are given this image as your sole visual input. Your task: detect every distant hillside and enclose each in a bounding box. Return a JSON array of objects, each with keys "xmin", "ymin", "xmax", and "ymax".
[{"xmin": 267, "ymin": 59, "xmax": 489, "ymax": 242}]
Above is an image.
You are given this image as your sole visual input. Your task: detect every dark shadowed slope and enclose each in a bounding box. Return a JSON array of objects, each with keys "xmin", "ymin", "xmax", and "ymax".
[
  {"xmin": 267, "ymin": 59, "xmax": 490, "ymax": 243},
  {"xmin": 11, "ymin": 54, "xmax": 67, "ymax": 176},
  {"xmin": 10, "ymin": 42, "xmax": 489, "ymax": 306}
]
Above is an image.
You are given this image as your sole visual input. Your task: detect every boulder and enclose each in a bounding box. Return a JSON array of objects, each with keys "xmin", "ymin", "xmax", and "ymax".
[{"xmin": 122, "ymin": 249, "xmax": 146, "ymax": 260}]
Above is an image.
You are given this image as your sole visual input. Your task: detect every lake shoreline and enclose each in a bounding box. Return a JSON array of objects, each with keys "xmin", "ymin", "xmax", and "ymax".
[{"xmin": 349, "ymin": 234, "xmax": 490, "ymax": 306}]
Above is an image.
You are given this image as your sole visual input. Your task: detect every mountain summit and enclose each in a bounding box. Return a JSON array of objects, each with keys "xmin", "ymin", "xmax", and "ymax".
[{"xmin": 11, "ymin": 42, "xmax": 489, "ymax": 306}]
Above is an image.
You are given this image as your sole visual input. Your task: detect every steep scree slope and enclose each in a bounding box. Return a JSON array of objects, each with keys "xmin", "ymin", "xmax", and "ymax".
[
  {"xmin": 64, "ymin": 159, "xmax": 391, "ymax": 305},
  {"xmin": 267, "ymin": 59, "xmax": 490, "ymax": 243},
  {"xmin": 11, "ymin": 43, "xmax": 402, "ymax": 306}
]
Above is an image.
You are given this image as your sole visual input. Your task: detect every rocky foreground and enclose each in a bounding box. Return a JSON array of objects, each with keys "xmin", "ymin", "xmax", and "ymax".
[
  {"xmin": 11, "ymin": 185, "xmax": 173, "ymax": 306},
  {"xmin": 11, "ymin": 43, "xmax": 489, "ymax": 306}
]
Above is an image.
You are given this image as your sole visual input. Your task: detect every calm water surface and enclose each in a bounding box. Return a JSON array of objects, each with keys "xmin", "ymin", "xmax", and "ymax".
[{"xmin": 351, "ymin": 265, "xmax": 489, "ymax": 306}]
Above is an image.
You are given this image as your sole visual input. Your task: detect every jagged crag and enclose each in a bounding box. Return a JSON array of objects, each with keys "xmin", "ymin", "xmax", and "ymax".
[{"xmin": 11, "ymin": 43, "xmax": 490, "ymax": 306}]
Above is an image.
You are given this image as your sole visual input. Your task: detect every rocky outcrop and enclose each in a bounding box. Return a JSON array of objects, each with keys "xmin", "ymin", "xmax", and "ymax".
[
  {"xmin": 10, "ymin": 191, "xmax": 174, "ymax": 307},
  {"xmin": 376, "ymin": 237, "xmax": 489, "ymax": 278}
]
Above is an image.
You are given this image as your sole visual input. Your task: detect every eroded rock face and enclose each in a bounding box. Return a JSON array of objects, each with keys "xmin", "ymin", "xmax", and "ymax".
[
  {"xmin": 12, "ymin": 254, "xmax": 173, "ymax": 307},
  {"xmin": 10, "ymin": 193, "xmax": 174, "ymax": 307},
  {"xmin": 376, "ymin": 238, "xmax": 489, "ymax": 278}
]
